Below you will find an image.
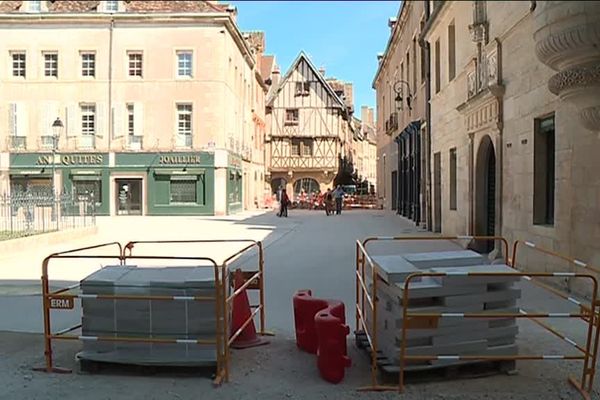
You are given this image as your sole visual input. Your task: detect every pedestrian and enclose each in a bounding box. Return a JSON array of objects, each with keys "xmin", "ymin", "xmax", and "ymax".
[
  {"xmin": 333, "ymin": 185, "xmax": 345, "ymax": 215},
  {"xmin": 324, "ymin": 188, "xmax": 333, "ymax": 216},
  {"xmin": 278, "ymin": 188, "xmax": 290, "ymax": 217}
]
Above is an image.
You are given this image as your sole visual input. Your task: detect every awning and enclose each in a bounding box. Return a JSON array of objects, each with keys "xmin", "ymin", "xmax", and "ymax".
[{"xmin": 10, "ymin": 170, "xmax": 52, "ymax": 177}]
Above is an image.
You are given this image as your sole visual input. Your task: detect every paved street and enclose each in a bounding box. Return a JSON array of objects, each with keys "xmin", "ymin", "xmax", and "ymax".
[{"xmin": 1, "ymin": 210, "xmax": 598, "ymax": 399}]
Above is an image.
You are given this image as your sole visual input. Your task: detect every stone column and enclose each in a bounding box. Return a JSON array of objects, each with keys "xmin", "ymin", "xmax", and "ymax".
[{"xmin": 534, "ymin": 1, "xmax": 600, "ymax": 131}]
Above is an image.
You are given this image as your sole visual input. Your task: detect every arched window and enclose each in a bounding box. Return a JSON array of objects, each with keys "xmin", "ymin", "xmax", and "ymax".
[{"xmin": 293, "ymin": 178, "xmax": 320, "ymax": 198}]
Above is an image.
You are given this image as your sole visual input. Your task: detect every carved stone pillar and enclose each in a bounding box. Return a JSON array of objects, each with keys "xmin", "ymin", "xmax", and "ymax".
[{"xmin": 534, "ymin": 1, "xmax": 600, "ymax": 131}]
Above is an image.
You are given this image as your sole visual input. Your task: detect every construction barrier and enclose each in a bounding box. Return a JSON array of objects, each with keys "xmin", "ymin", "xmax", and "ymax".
[
  {"xmin": 34, "ymin": 239, "xmax": 270, "ymax": 386},
  {"xmin": 355, "ymin": 236, "xmax": 600, "ymax": 399}
]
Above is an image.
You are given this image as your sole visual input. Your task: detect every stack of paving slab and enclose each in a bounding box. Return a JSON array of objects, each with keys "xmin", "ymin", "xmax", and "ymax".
[
  {"xmin": 368, "ymin": 250, "xmax": 520, "ymax": 370},
  {"xmin": 77, "ymin": 265, "xmax": 218, "ymax": 367}
]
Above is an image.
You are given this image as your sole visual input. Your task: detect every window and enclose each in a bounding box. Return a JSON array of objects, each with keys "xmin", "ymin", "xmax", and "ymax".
[
  {"xmin": 81, "ymin": 52, "xmax": 95, "ymax": 77},
  {"xmin": 170, "ymin": 180, "xmax": 196, "ymax": 203},
  {"xmin": 285, "ymin": 109, "xmax": 299, "ymax": 124},
  {"xmin": 177, "ymin": 51, "xmax": 192, "ymax": 77},
  {"xmin": 406, "ymin": 50, "xmax": 410, "ymax": 90},
  {"xmin": 81, "ymin": 104, "xmax": 96, "ymax": 135},
  {"xmin": 128, "ymin": 52, "xmax": 143, "ymax": 77},
  {"xmin": 533, "ymin": 115, "xmax": 555, "ymax": 225},
  {"xmin": 449, "ymin": 148, "xmax": 457, "ymax": 210},
  {"xmin": 412, "ymin": 37, "xmax": 417, "ymax": 91},
  {"xmin": 105, "ymin": 0, "xmax": 118, "ymax": 12},
  {"xmin": 73, "ymin": 180, "xmax": 102, "ymax": 205},
  {"xmin": 434, "ymin": 39, "xmax": 441, "ymax": 93},
  {"xmin": 291, "ymin": 138, "xmax": 312, "ymax": 157},
  {"xmin": 448, "ymin": 21, "xmax": 456, "ymax": 81},
  {"xmin": 127, "ymin": 103, "xmax": 134, "ymax": 135},
  {"xmin": 177, "ymin": 104, "xmax": 192, "ymax": 136},
  {"xmin": 44, "ymin": 53, "xmax": 58, "ymax": 77},
  {"xmin": 11, "ymin": 52, "xmax": 26, "ymax": 77},
  {"xmin": 295, "ymin": 81, "xmax": 310, "ymax": 95}
]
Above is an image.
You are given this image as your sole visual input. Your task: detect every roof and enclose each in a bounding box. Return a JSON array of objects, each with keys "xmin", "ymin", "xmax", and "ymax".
[
  {"xmin": 0, "ymin": 0, "xmax": 230, "ymax": 13},
  {"xmin": 267, "ymin": 51, "xmax": 347, "ymax": 109},
  {"xmin": 371, "ymin": 1, "xmax": 407, "ymax": 88},
  {"xmin": 260, "ymin": 55, "xmax": 274, "ymax": 81}
]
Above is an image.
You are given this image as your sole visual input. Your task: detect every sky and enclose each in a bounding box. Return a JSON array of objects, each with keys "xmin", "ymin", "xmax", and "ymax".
[{"xmin": 230, "ymin": 1, "xmax": 400, "ymax": 112}]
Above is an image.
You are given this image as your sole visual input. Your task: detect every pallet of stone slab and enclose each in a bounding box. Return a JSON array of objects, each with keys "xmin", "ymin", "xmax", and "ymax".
[
  {"xmin": 402, "ymin": 250, "xmax": 487, "ymax": 270},
  {"xmin": 355, "ymin": 330, "xmax": 517, "ymax": 376},
  {"xmin": 79, "ymin": 265, "xmax": 219, "ymax": 367}
]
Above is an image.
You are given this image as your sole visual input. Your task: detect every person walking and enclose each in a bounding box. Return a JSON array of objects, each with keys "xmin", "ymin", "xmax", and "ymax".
[
  {"xmin": 333, "ymin": 185, "xmax": 345, "ymax": 215},
  {"xmin": 324, "ymin": 188, "xmax": 333, "ymax": 216},
  {"xmin": 278, "ymin": 188, "xmax": 290, "ymax": 217}
]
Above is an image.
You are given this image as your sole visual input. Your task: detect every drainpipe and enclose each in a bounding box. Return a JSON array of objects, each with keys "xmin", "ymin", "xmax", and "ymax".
[
  {"xmin": 108, "ymin": 17, "xmax": 114, "ymax": 146},
  {"xmin": 421, "ymin": 1, "xmax": 432, "ymax": 231}
]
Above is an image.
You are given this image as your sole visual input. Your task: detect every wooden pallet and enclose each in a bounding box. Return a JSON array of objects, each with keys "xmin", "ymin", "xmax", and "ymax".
[
  {"xmin": 78, "ymin": 358, "xmax": 217, "ymax": 378},
  {"xmin": 355, "ymin": 331, "xmax": 517, "ymax": 383}
]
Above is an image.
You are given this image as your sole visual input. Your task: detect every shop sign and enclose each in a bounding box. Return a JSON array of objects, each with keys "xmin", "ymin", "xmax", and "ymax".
[
  {"xmin": 36, "ymin": 154, "xmax": 104, "ymax": 166},
  {"xmin": 159, "ymin": 155, "xmax": 201, "ymax": 165}
]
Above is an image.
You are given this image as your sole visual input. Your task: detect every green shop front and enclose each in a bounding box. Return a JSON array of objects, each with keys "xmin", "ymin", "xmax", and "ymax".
[
  {"xmin": 9, "ymin": 153, "xmax": 110, "ymax": 215},
  {"xmin": 226, "ymin": 153, "xmax": 243, "ymax": 214},
  {"xmin": 9, "ymin": 152, "xmax": 221, "ymax": 216},
  {"xmin": 114, "ymin": 152, "xmax": 215, "ymax": 216}
]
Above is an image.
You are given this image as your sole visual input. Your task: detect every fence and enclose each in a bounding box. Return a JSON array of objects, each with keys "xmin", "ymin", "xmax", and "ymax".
[{"xmin": 0, "ymin": 193, "xmax": 96, "ymax": 239}]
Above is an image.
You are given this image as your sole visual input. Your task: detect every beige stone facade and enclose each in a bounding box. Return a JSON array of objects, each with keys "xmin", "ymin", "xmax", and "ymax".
[
  {"xmin": 353, "ymin": 106, "xmax": 377, "ymax": 190},
  {"xmin": 374, "ymin": 0, "xmax": 428, "ymax": 224},
  {"xmin": 419, "ymin": 1, "xmax": 600, "ymax": 294},
  {"xmin": 0, "ymin": 0, "xmax": 268, "ymax": 215}
]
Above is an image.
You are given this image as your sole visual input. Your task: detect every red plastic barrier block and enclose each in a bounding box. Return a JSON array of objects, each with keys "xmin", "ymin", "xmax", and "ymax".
[
  {"xmin": 315, "ymin": 305, "xmax": 351, "ymax": 384},
  {"xmin": 293, "ymin": 290, "xmax": 328, "ymax": 354}
]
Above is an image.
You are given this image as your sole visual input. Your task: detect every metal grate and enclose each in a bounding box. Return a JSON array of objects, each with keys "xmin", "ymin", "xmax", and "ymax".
[{"xmin": 170, "ymin": 180, "xmax": 196, "ymax": 203}]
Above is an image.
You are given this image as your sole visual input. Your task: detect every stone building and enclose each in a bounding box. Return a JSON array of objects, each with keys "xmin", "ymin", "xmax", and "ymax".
[
  {"xmin": 265, "ymin": 52, "xmax": 353, "ymax": 199},
  {"xmin": 0, "ymin": 0, "xmax": 268, "ymax": 216},
  {"xmin": 420, "ymin": 0, "xmax": 600, "ymax": 289},
  {"xmin": 353, "ymin": 106, "xmax": 377, "ymax": 192},
  {"xmin": 373, "ymin": 0, "xmax": 429, "ymax": 226}
]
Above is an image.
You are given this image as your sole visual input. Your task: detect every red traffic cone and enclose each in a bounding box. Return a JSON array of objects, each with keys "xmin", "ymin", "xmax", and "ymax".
[{"xmin": 230, "ymin": 269, "xmax": 269, "ymax": 349}]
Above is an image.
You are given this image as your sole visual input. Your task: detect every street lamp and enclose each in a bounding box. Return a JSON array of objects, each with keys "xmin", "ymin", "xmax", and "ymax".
[
  {"xmin": 394, "ymin": 80, "xmax": 413, "ymax": 111},
  {"xmin": 51, "ymin": 117, "xmax": 63, "ymax": 197}
]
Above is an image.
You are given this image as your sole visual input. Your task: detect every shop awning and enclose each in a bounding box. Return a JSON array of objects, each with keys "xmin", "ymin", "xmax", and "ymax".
[
  {"xmin": 10, "ymin": 170, "xmax": 52, "ymax": 177},
  {"xmin": 70, "ymin": 170, "xmax": 102, "ymax": 181}
]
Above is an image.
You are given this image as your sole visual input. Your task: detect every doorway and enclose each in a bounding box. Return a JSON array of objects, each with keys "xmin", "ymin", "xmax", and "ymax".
[
  {"xmin": 391, "ymin": 170, "xmax": 398, "ymax": 211},
  {"xmin": 433, "ymin": 152, "xmax": 442, "ymax": 233},
  {"xmin": 475, "ymin": 136, "xmax": 496, "ymax": 252},
  {"xmin": 115, "ymin": 178, "xmax": 142, "ymax": 215}
]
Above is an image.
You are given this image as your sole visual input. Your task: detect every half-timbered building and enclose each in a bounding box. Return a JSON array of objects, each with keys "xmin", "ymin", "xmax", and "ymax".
[{"xmin": 265, "ymin": 52, "xmax": 352, "ymax": 199}]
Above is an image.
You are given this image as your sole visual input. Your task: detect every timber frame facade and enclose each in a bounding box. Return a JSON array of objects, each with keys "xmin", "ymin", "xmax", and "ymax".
[{"xmin": 266, "ymin": 52, "xmax": 352, "ymax": 199}]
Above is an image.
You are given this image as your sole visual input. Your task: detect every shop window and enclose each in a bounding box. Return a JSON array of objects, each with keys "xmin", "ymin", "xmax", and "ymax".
[
  {"xmin": 73, "ymin": 180, "xmax": 102, "ymax": 205},
  {"xmin": 170, "ymin": 179, "xmax": 196, "ymax": 204}
]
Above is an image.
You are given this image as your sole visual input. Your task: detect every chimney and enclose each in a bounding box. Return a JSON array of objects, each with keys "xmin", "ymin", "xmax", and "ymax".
[
  {"xmin": 319, "ymin": 66, "xmax": 326, "ymax": 77},
  {"xmin": 361, "ymin": 106, "xmax": 374, "ymax": 127},
  {"xmin": 388, "ymin": 17, "xmax": 397, "ymax": 31},
  {"xmin": 271, "ymin": 65, "xmax": 281, "ymax": 88},
  {"xmin": 377, "ymin": 53, "xmax": 384, "ymax": 63}
]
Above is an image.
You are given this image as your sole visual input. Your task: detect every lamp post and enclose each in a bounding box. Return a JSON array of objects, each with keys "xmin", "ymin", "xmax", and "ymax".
[
  {"xmin": 393, "ymin": 80, "xmax": 413, "ymax": 111},
  {"xmin": 51, "ymin": 118, "xmax": 64, "ymax": 197}
]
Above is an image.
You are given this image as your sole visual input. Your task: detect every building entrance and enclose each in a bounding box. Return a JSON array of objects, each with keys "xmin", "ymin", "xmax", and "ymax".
[{"xmin": 115, "ymin": 179, "xmax": 142, "ymax": 215}]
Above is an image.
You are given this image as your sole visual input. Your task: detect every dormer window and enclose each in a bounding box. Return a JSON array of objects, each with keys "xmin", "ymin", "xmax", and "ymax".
[{"xmin": 105, "ymin": 0, "xmax": 119, "ymax": 13}]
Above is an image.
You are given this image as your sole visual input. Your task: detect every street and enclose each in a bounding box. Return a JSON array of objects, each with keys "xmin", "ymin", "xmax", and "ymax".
[{"xmin": 0, "ymin": 210, "xmax": 597, "ymax": 399}]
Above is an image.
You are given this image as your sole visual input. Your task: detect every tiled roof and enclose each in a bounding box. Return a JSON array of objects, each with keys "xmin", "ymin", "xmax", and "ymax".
[
  {"xmin": 0, "ymin": 0, "xmax": 229, "ymax": 13},
  {"xmin": 260, "ymin": 55, "xmax": 274, "ymax": 80}
]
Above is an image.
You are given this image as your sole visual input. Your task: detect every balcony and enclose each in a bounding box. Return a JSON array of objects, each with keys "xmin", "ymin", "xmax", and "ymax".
[
  {"xmin": 8, "ymin": 136, "xmax": 26, "ymax": 150},
  {"xmin": 40, "ymin": 135, "xmax": 56, "ymax": 150},
  {"xmin": 175, "ymin": 134, "xmax": 192, "ymax": 148},
  {"xmin": 77, "ymin": 135, "xmax": 96, "ymax": 149},
  {"xmin": 126, "ymin": 135, "xmax": 143, "ymax": 150}
]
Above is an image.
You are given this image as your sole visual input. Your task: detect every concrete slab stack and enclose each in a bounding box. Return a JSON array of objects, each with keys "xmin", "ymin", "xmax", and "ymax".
[
  {"xmin": 77, "ymin": 265, "xmax": 218, "ymax": 367},
  {"xmin": 368, "ymin": 250, "xmax": 520, "ymax": 370}
]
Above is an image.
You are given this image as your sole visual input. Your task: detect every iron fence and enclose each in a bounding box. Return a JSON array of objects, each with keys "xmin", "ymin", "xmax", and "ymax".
[{"xmin": 0, "ymin": 192, "xmax": 96, "ymax": 240}]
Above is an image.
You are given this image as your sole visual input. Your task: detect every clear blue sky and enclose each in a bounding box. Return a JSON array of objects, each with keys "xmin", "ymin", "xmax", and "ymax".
[{"xmin": 231, "ymin": 1, "xmax": 400, "ymax": 112}]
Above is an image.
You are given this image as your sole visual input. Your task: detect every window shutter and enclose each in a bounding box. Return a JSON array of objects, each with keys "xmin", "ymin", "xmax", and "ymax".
[
  {"xmin": 134, "ymin": 102, "xmax": 143, "ymax": 136},
  {"xmin": 43, "ymin": 101, "xmax": 56, "ymax": 136},
  {"xmin": 8, "ymin": 103, "xmax": 17, "ymax": 136},
  {"xmin": 16, "ymin": 103, "xmax": 27, "ymax": 137},
  {"xmin": 96, "ymin": 102, "xmax": 105, "ymax": 138},
  {"xmin": 112, "ymin": 103, "xmax": 124, "ymax": 138},
  {"xmin": 66, "ymin": 103, "xmax": 78, "ymax": 137}
]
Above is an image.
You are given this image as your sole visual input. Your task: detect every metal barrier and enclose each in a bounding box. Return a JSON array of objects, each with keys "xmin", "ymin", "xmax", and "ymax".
[
  {"xmin": 399, "ymin": 271, "xmax": 599, "ymax": 399},
  {"xmin": 35, "ymin": 239, "xmax": 269, "ymax": 386},
  {"xmin": 355, "ymin": 236, "xmax": 600, "ymax": 399}
]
